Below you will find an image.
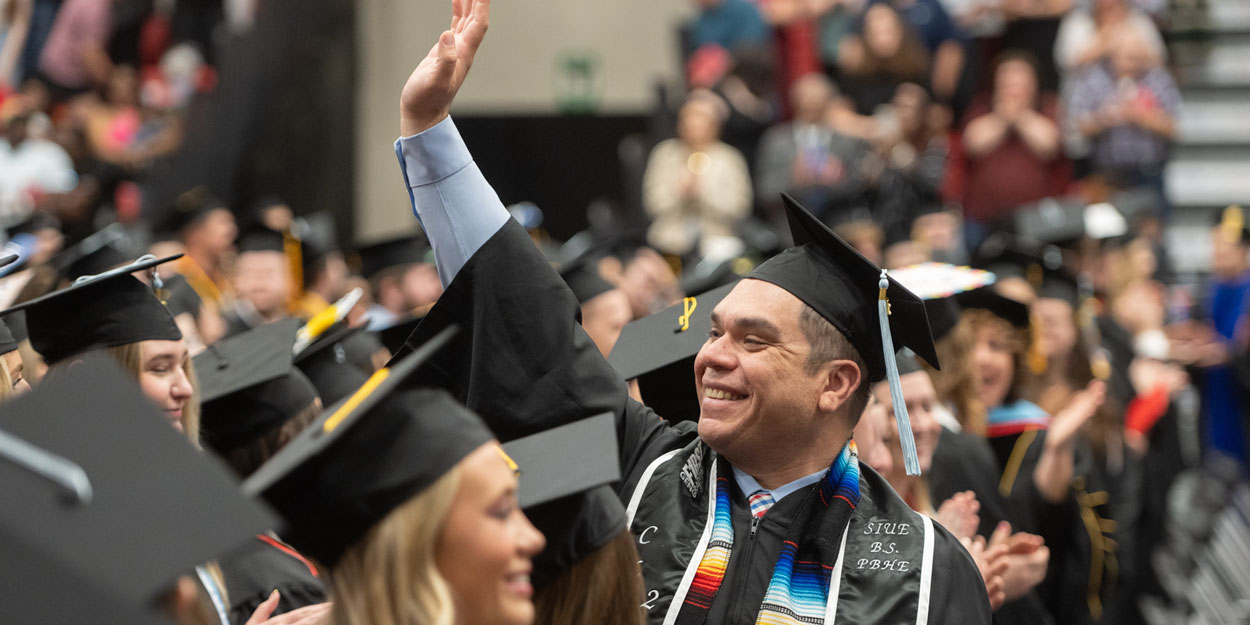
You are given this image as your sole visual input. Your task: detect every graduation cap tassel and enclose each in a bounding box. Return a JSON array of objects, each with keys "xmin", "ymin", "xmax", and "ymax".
[{"xmin": 877, "ymin": 270, "xmax": 921, "ymax": 476}]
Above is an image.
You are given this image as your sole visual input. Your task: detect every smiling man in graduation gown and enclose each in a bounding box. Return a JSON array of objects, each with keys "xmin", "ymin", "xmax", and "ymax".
[{"xmin": 389, "ymin": 2, "xmax": 991, "ymax": 624}]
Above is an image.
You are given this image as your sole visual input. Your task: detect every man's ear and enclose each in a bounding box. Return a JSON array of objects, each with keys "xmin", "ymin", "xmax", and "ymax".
[{"xmin": 817, "ymin": 359, "xmax": 861, "ymax": 414}]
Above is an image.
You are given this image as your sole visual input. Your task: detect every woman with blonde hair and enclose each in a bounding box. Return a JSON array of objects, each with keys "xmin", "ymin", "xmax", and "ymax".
[
  {"xmin": 0, "ymin": 255, "xmax": 200, "ymax": 440},
  {"xmin": 0, "ymin": 316, "xmax": 31, "ymax": 400},
  {"xmin": 246, "ymin": 354, "xmax": 548, "ymax": 625}
]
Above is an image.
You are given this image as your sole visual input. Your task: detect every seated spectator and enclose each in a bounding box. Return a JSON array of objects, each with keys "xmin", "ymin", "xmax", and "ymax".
[
  {"xmin": 998, "ymin": 0, "xmax": 1072, "ymax": 93},
  {"xmin": 0, "ymin": 111, "xmax": 75, "ymax": 224},
  {"xmin": 753, "ymin": 0, "xmax": 830, "ymax": 107},
  {"xmin": 755, "ymin": 73, "xmax": 872, "ymax": 222},
  {"xmin": 708, "ymin": 43, "xmax": 778, "ymax": 171},
  {"xmin": 642, "ymin": 91, "xmax": 752, "ymax": 263},
  {"xmin": 837, "ymin": 3, "xmax": 931, "ymax": 114},
  {"xmin": 870, "ymin": 82, "xmax": 948, "ymax": 242},
  {"xmin": 34, "ymin": 0, "xmax": 113, "ymax": 100},
  {"xmin": 1053, "ymin": 0, "xmax": 1165, "ymax": 77},
  {"xmin": 685, "ymin": 0, "xmax": 770, "ymax": 59},
  {"xmin": 76, "ymin": 64, "xmax": 183, "ymax": 170},
  {"xmin": 875, "ymin": 0, "xmax": 967, "ymax": 102},
  {"xmin": 1065, "ymin": 26, "xmax": 1178, "ymax": 214},
  {"xmin": 960, "ymin": 52, "xmax": 1066, "ymax": 242}
]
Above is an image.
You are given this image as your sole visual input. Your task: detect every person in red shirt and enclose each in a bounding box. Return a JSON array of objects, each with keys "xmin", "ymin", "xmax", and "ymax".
[{"xmin": 958, "ymin": 51, "xmax": 1069, "ymax": 247}]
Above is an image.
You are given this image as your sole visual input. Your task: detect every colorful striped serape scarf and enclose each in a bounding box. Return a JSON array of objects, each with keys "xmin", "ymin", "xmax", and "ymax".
[
  {"xmin": 986, "ymin": 399, "xmax": 1050, "ymax": 438},
  {"xmin": 676, "ymin": 441, "xmax": 862, "ymax": 625}
]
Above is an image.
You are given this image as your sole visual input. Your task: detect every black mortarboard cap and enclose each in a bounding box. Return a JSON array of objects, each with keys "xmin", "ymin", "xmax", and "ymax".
[
  {"xmin": 1013, "ymin": 197, "xmax": 1086, "ymax": 246},
  {"xmin": 608, "ymin": 281, "xmax": 736, "ymax": 421},
  {"xmin": 559, "ymin": 254, "xmax": 615, "ymax": 305},
  {"xmin": 294, "ymin": 324, "xmax": 372, "ymax": 405},
  {"xmin": 0, "ymin": 316, "xmax": 18, "ymax": 355},
  {"xmin": 6, "ymin": 310, "xmax": 27, "ymax": 343},
  {"xmin": 354, "ymin": 234, "xmax": 429, "ymax": 278},
  {"xmin": 609, "ymin": 281, "xmax": 735, "ymax": 381},
  {"xmin": 50, "ymin": 223, "xmax": 133, "ymax": 281},
  {"xmin": 679, "ymin": 255, "xmax": 757, "ymax": 297},
  {"xmin": 973, "ymin": 233, "xmax": 1069, "ymax": 289},
  {"xmin": 237, "ymin": 227, "xmax": 288, "ymax": 254},
  {"xmin": 499, "ymin": 414, "xmax": 624, "ymax": 590},
  {"xmin": 156, "ymin": 186, "xmax": 228, "ymax": 237},
  {"xmin": 746, "ymin": 194, "xmax": 938, "ymax": 382},
  {"xmin": 1015, "ymin": 197, "xmax": 1128, "ymax": 246},
  {"xmin": 956, "ymin": 287, "xmax": 1031, "ymax": 329},
  {"xmin": 196, "ymin": 319, "xmax": 319, "ymax": 455},
  {"xmin": 501, "ymin": 413, "xmax": 620, "ymax": 508},
  {"xmin": 894, "ymin": 349, "xmax": 923, "ymax": 376},
  {"xmin": 5, "ymin": 210, "xmax": 61, "ymax": 238},
  {"xmin": 163, "ymin": 274, "xmax": 204, "ymax": 318},
  {"xmin": 3, "ymin": 535, "xmax": 172, "ymax": 625},
  {"xmin": 1034, "ymin": 267, "xmax": 1080, "ymax": 307},
  {"xmin": 0, "ymin": 356, "xmax": 273, "ymax": 606},
  {"xmin": 243, "ymin": 327, "xmax": 490, "ymax": 567},
  {"xmin": 1, "ymin": 255, "xmax": 183, "ymax": 365},
  {"xmin": 377, "ymin": 314, "xmax": 423, "ymax": 356}
]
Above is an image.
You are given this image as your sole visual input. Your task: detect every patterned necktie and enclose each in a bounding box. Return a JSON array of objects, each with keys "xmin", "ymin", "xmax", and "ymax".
[{"xmin": 748, "ymin": 489, "xmax": 776, "ymax": 518}]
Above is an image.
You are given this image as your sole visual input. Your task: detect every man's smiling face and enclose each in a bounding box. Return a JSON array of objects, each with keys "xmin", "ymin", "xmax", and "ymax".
[{"xmin": 694, "ymin": 279, "xmax": 832, "ymax": 465}]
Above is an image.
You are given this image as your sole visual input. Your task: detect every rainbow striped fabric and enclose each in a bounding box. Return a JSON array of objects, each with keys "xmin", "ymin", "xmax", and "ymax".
[
  {"xmin": 683, "ymin": 476, "xmax": 734, "ymax": 612},
  {"xmin": 756, "ymin": 442, "xmax": 861, "ymax": 625},
  {"xmin": 676, "ymin": 442, "xmax": 862, "ymax": 624}
]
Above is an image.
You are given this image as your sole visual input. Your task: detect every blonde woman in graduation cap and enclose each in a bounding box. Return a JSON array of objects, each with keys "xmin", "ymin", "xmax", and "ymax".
[{"xmin": 0, "ymin": 255, "xmax": 200, "ymax": 440}]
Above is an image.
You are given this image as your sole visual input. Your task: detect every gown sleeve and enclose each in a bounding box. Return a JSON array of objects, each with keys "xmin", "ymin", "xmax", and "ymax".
[{"xmin": 395, "ymin": 118, "xmax": 697, "ymax": 481}]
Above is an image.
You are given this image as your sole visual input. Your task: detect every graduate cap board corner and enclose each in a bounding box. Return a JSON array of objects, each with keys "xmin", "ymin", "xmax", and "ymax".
[
  {"xmin": 0, "ymin": 254, "xmax": 184, "ymax": 365},
  {"xmin": 0, "ymin": 354, "xmax": 274, "ymax": 608},
  {"xmin": 195, "ymin": 318, "xmax": 319, "ymax": 456}
]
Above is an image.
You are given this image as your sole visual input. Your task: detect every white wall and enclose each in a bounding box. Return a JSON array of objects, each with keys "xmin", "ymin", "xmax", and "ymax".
[{"xmin": 353, "ymin": 0, "xmax": 691, "ymax": 241}]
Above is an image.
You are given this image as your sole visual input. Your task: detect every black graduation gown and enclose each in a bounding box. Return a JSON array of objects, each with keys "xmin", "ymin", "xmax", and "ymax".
[
  {"xmin": 929, "ymin": 426, "xmax": 1055, "ymax": 625},
  {"xmin": 928, "ymin": 426, "xmax": 1011, "ymax": 538},
  {"xmin": 989, "ymin": 429, "xmax": 1137, "ymax": 625},
  {"xmin": 217, "ymin": 535, "xmax": 325, "ymax": 625},
  {"xmin": 399, "ymin": 220, "xmax": 992, "ymax": 625}
]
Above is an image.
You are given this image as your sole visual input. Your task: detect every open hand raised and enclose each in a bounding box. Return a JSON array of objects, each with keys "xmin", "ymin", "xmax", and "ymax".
[{"xmin": 400, "ymin": 0, "xmax": 491, "ymax": 136}]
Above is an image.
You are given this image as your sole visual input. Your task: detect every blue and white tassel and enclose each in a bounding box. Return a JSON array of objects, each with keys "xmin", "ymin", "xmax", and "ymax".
[{"xmin": 878, "ymin": 270, "xmax": 921, "ymax": 476}]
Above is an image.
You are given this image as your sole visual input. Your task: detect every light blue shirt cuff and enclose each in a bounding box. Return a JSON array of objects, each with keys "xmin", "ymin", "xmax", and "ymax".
[
  {"xmin": 396, "ymin": 116, "xmax": 474, "ymax": 186},
  {"xmin": 395, "ymin": 116, "xmax": 510, "ymax": 287}
]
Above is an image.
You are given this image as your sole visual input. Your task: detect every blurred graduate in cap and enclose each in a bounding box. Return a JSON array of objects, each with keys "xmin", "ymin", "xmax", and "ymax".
[
  {"xmin": 195, "ymin": 319, "xmax": 329, "ymax": 624},
  {"xmin": 154, "ymin": 187, "xmax": 238, "ymax": 311},
  {"xmin": 558, "ymin": 248, "xmax": 632, "ymax": 358},
  {"xmin": 245, "ymin": 330, "xmax": 557, "ymax": 625},
  {"xmin": 865, "ymin": 263, "xmax": 1057, "ymax": 621},
  {"xmin": 955, "ymin": 273, "xmax": 1142, "ymax": 625},
  {"xmin": 389, "ymin": 4, "xmax": 992, "ymax": 620},
  {"xmin": 0, "ymin": 249, "xmax": 29, "ymax": 399},
  {"xmin": 354, "ymin": 233, "xmax": 441, "ymax": 331},
  {"xmin": 1, "ymin": 254, "xmax": 202, "ymax": 441},
  {"xmin": 224, "ymin": 227, "xmax": 296, "ymax": 338},
  {"xmin": 0, "ymin": 314, "xmax": 29, "ymax": 399}
]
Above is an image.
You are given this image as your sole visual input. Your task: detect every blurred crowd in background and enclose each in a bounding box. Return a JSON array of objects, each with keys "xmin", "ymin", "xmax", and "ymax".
[{"xmin": 0, "ymin": 0, "xmax": 1247, "ymax": 624}]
